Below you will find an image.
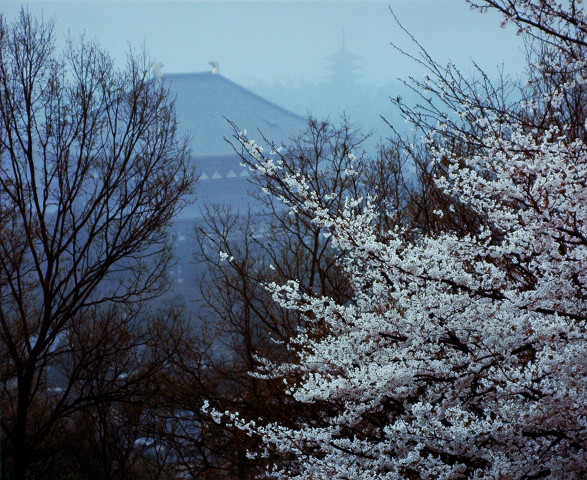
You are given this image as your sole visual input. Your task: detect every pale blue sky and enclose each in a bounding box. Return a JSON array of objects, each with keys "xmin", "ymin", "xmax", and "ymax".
[{"xmin": 2, "ymin": 1, "xmax": 526, "ymax": 86}]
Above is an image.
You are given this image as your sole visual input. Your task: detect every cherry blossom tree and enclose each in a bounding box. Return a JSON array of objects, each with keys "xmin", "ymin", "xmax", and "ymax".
[{"xmin": 208, "ymin": 2, "xmax": 587, "ymax": 479}]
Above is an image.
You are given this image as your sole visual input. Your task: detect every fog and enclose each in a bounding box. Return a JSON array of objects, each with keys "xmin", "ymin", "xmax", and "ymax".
[{"xmin": 3, "ymin": 1, "xmax": 526, "ymax": 144}]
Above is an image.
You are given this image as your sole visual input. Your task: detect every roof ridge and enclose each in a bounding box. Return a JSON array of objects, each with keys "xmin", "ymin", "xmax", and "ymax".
[
  {"xmin": 164, "ymin": 72, "xmax": 305, "ymax": 122},
  {"xmin": 162, "ymin": 71, "xmax": 307, "ymax": 156}
]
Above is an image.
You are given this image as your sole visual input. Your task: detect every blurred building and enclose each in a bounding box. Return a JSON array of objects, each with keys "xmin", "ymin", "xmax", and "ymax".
[
  {"xmin": 162, "ymin": 70, "xmax": 307, "ymax": 218},
  {"xmin": 325, "ymin": 36, "xmax": 362, "ymax": 93}
]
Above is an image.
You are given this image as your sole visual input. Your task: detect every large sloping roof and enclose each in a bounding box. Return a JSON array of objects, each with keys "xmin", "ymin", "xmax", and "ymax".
[{"xmin": 164, "ymin": 72, "xmax": 306, "ymax": 157}]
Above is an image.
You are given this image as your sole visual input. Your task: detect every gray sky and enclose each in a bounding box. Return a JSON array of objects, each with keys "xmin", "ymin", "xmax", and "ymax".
[{"xmin": 2, "ymin": 1, "xmax": 526, "ymax": 87}]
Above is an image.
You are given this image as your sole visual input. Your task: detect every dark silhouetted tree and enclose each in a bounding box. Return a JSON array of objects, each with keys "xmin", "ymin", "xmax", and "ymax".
[{"xmin": 0, "ymin": 10, "xmax": 195, "ymax": 480}]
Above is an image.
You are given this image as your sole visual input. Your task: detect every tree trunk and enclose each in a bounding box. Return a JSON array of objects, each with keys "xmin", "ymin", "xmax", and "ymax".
[{"xmin": 13, "ymin": 372, "xmax": 33, "ymax": 480}]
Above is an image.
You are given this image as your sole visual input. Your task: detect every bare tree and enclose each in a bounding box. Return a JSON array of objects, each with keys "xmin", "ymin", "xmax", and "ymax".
[
  {"xmin": 156, "ymin": 119, "xmax": 365, "ymax": 479},
  {"xmin": 0, "ymin": 10, "xmax": 195, "ymax": 480}
]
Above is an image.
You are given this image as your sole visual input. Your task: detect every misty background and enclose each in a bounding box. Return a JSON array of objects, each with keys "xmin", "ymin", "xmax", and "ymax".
[
  {"xmin": 1, "ymin": 0, "xmax": 529, "ymax": 312},
  {"xmin": 3, "ymin": 1, "xmax": 526, "ymax": 148}
]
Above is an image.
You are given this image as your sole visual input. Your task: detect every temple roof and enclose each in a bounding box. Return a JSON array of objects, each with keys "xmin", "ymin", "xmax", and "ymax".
[{"xmin": 164, "ymin": 72, "xmax": 306, "ymax": 157}]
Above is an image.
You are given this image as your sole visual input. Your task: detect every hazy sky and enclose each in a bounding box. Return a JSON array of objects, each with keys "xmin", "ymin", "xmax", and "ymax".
[{"xmin": 2, "ymin": 1, "xmax": 526, "ymax": 87}]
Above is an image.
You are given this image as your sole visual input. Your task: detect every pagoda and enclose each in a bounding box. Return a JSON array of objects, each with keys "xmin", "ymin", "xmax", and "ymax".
[{"xmin": 325, "ymin": 31, "xmax": 362, "ymax": 90}]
